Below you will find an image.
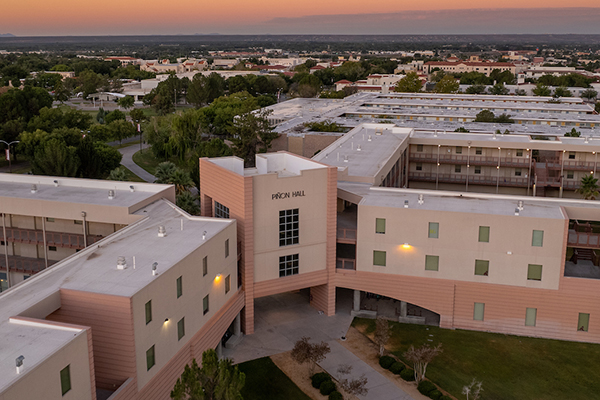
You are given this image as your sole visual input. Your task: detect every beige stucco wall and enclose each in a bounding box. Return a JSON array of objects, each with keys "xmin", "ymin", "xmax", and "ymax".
[
  {"xmin": 0, "ymin": 330, "xmax": 92, "ymax": 400},
  {"xmin": 132, "ymin": 222, "xmax": 238, "ymax": 390},
  {"xmin": 252, "ymin": 168, "xmax": 330, "ymax": 283},
  {"xmin": 356, "ymin": 205, "xmax": 565, "ymax": 290}
]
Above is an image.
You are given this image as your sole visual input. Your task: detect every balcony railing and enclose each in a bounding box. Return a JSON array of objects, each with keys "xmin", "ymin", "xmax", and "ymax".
[
  {"xmin": 0, "ymin": 227, "xmax": 102, "ymax": 250},
  {"xmin": 0, "ymin": 255, "xmax": 56, "ymax": 274},
  {"xmin": 568, "ymin": 230, "xmax": 600, "ymax": 249},
  {"xmin": 545, "ymin": 158, "xmax": 599, "ymax": 171},
  {"xmin": 336, "ymin": 258, "xmax": 356, "ymax": 270},
  {"xmin": 410, "ymin": 153, "xmax": 531, "ymax": 167},
  {"xmin": 409, "ymin": 172, "xmax": 530, "ymax": 187},
  {"xmin": 337, "ymin": 228, "xmax": 357, "ymax": 243}
]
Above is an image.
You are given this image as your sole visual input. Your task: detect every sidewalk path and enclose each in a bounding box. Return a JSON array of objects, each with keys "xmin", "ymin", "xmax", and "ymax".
[
  {"xmin": 118, "ymin": 144, "xmax": 156, "ymax": 183},
  {"xmin": 319, "ymin": 341, "xmax": 414, "ymax": 400}
]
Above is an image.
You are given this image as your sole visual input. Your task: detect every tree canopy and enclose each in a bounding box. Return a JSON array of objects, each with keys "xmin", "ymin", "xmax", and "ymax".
[{"xmin": 395, "ymin": 72, "xmax": 423, "ymax": 93}]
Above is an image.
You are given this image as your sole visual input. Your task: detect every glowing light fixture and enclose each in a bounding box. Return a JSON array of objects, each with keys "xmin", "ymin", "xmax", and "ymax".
[
  {"xmin": 215, "ymin": 274, "xmax": 221, "ymax": 282},
  {"xmin": 402, "ymin": 243, "xmax": 411, "ymax": 249}
]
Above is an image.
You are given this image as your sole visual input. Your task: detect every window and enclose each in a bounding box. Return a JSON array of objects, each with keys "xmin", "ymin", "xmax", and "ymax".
[
  {"xmin": 425, "ymin": 255, "xmax": 439, "ymax": 271},
  {"xmin": 145, "ymin": 300, "xmax": 152, "ymax": 325},
  {"xmin": 532, "ymin": 230, "xmax": 544, "ymax": 247},
  {"xmin": 478, "ymin": 226, "xmax": 490, "ymax": 243},
  {"xmin": 516, "ymin": 149, "xmax": 523, "ymax": 157},
  {"xmin": 146, "ymin": 345, "xmax": 155, "ymax": 370},
  {"xmin": 474, "ymin": 166, "xmax": 481, "ymax": 174},
  {"xmin": 176, "ymin": 276, "xmax": 183, "ymax": 298},
  {"xmin": 46, "ymin": 217, "xmax": 55, "ymax": 222},
  {"xmin": 416, "ymin": 163, "xmax": 422, "ymax": 171},
  {"xmin": 373, "ymin": 250, "xmax": 386, "ymax": 266},
  {"xmin": 567, "ymin": 171, "xmax": 574, "ymax": 179},
  {"xmin": 428, "ymin": 222, "xmax": 439, "ymax": 239},
  {"xmin": 456, "ymin": 146, "xmax": 462, "ymax": 154},
  {"xmin": 455, "ymin": 165, "xmax": 462, "ymax": 173},
  {"xmin": 177, "ymin": 317, "xmax": 185, "ymax": 341},
  {"xmin": 279, "ymin": 209, "xmax": 299, "ymax": 246},
  {"xmin": 203, "ymin": 295, "xmax": 209, "ymax": 315},
  {"xmin": 375, "ymin": 218, "xmax": 386, "ymax": 234},
  {"xmin": 49, "ymin": 246, "xmax": 57, "ymax": 252},
  {"xmin": 416, "ymin": 144, "xmax": 423, "ymax": 152},
  {"xmin": 225, "ymin": 275, "xmax": 231, "ymax": 294},
  {"xmin": 279, "ymin": 254, "xmax": 299, "ymax": 277},
  {"xmin": 569, "ymin": 152, "xmax": 576, "ymax": 160},
  {"xmin": 475, "ymin": 260, "xmax": 489, "ymax": 276},
  {"xmin": 473, "ymin": 303, "xmax": 485, "ymax": 321},
  {"xmin": 60, "ymin": 365, "xmax": 71, "ymax": 396},
  {"xmin": 214, "ymin": 201, "xmax": 229, "ymax": 219},
  {"xmin": 203, "ymin": 256, "xmax": 208, "ymax": 276},
  {"xmin": 0, "ymin": 272, "xmax": 7, "ymax": 292},
  {"xmin": 225, "ymin": 239, "xmax": 230, "ymax": 258},
  {"xmin": 578, "ymin": 313, "xmax": 590, "ymax": 332},
  {"xmin": 74, "ymin": 220, "xmax": 83, "ymax": 225},
  {"xmin": 525, "ymin": 308, "xmax": 537, "ymax": 327},
  {"xmin": 527, "ymin": 264, "xmax": 542, "ymax": 281},
  {"xmin": 475, "ymin": 147, "xmax": 482, "ymax": 155},
  {"xmin": 515, "ymin": 168, "xmax": 522, "ymax": 176}
]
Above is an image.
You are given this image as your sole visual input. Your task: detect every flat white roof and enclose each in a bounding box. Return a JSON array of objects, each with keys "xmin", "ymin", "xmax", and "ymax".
[{"xmin": 208, "ymin": 152, "xmax": 328, "ymax": 178}]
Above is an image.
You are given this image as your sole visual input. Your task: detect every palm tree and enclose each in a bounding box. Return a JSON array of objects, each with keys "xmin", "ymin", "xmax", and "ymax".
[
  {"xmin": 576, "ymin": 174, "xmax": 600, "ymax": 200},
  {"xmin": 154, "ymin": 161, "xmax": 177, "ymax": 184},
  {"xmin": 169, "ymin": 169, "xmax": 194, "ymax": 195},
  {"xmin": 108, "ymin": 167, "xmax": 127, "ymax": 181},
  {"xmin": 176, "ymin": 192, "xmax": 200, "ymax": 215}
]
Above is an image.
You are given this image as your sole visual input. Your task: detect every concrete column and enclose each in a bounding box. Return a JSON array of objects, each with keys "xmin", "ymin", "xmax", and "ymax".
[
  {"xmin": 216, "ymin": 341, "xmax": 223, "ymax": 359},
  {"xmin": 353, "ymin": 290, "xmax": 361, "ymax": 312},
  {"xmin": 400, "ymin": 301, "xmax": 407, "ymax": 318},
  {"xmin": 234, "ymin": 312, "xmax": 241, "ymax": 336}
]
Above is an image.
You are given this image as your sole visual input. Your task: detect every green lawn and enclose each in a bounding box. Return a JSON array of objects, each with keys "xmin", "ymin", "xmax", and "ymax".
[
  {"xmin": 132, "ymin": 149, "xmax": 163, "ymax": 176},
  {"xmin": 119, "ymin": 166, "xmax": 146, "ymax": 182},
  {"xmin": 353, "ymin": 318, "xmax": 600, "ymax": 400},
  {"xmin": 237, "ymin": 357, "xmax": 311, "ymax": 400}
]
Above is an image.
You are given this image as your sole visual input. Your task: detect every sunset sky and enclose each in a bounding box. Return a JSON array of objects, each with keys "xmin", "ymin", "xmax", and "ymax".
[{"xmin": 1, "ymin": 0, "xmax": 600, "ymax": 36}]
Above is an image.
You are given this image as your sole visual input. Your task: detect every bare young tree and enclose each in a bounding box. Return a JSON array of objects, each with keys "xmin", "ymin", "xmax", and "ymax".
[
  {"xmin": 290, "ymin": 336, "xmax": 331, "ymax": 375},
  {"xmin": 403, "ymin": 343, "xmax": 443, "ymax": 384},
  {"xmin": 462, "ymin": 378, "xmax": 483, "ymax": 400},
  {"xmin": 374, "ymin": 316, "xmax": 391, "ymax": 357},
  {"xmin": 336, "ymin": 364, "xmax": 369, "ymax": 398}
]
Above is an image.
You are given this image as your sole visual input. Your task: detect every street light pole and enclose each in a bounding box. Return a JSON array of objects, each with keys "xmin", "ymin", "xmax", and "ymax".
[{"xmin": 0, "ymin": 140, "xmax": 20, "ymax": 173}]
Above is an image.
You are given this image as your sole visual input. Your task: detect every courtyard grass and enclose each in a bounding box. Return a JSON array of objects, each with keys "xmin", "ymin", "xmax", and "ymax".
[
  {"xmin": 132, "ymin": 149, "xmax": 163, "ymax": 176},
  {"xmin": 237, "ymin": 357, "xmax": 311, "ymax": 400},
  {"xmin": 353, "ymin": 318, "xmax": 600, "ymax": 400},
  {"xmin": 119, "ymin": 166, "xmax": 145, "ymax": 182}
]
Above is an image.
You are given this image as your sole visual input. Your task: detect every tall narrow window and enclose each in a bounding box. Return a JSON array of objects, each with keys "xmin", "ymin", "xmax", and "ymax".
[
  {"xmin": 279, "ymin": 254, "xmax": 299, "ymax": 277},
  {"xmin": 416, "ymin": 163, "xmax": 423, "ymax": 171},
  {"xmin": 203, "ymin": 256, "xmax": 208, "ymax": 276},
  {"xmin": 473, "ymin": 303, "xmax": 485, "ymax": 321},
  {"xmin": 455, "ymin": 165, "xmax": 462, "ymax": 173},
  {"xmin": 373, "ymin": 250, "xmax": 386, "ymax": 266},
  {"xmin": 456, "ymin": 146, "xmax": 462, "ymax": 154},
  {"xmin": 578, "ymin": 313, "xmax": 590, "ymax": 332},
  {"xmin": 416, "ymin": 144, "xmax": 423, "ymax": 152},
  {"xmin": 145, "ymin": 300, "xmax": 152, "ymax": 325},
  {"xmin": 428, "ymin": 222, "xmax": 439, "ymax": 239},
  {"xmin": 532, "ymin": 230, "xmax": 544, "ymax": 247},
  {"xmin": 176, "ymin": 276, "xmax": 183, "ymax": 298},
  {"xmin": 203, "ymin": 295, "xmax": 209, "ymax": 315},
  {"xmin": 525, "ymin": 308, "xmax": 537, "ymax": 327},
  {"xmin": 214, "ymin": 201, "xmax": 230, "ymax": 219},
  {"xmin": 146, "ymin": 345, "xmax": 155, "ymax": 370},
  {"xmin": 475, "ymin": 147, "xmax": 482, "ymax": 155},
  {"xmin": 225, "ymin": 239, "xmax": 230, "ymax": 258},
  {"xmin": 279, "ymin": 209, "xmax": 299, "ymax": 246},
  {"xmin": 474, "ymin": 166, "xmax": 481, "ymax": 174},
  {"xmin": 60, "ymin": 365, "xmax": 71, "ymax": 396},
  {"xmin": 177, "ymin": 318, "xmax": 185, "ymax": 341},
  {"xmin": 515, "ymin": 168, "xmax": 522, "ymax": 176},
  {"xmin": 478, "ymin": 226, "xmax": 490, "ymax": 243},
  {"xmin": 516, "ymin": 149, "xmax": 523, "ymax": 157},
  {"xmin": 375, "ymin": 218, "xmax": 386, "ymax": 234},
  {"xmin": 425, "ymin": 255, "xmax": 439, "ymax": 271},
  {"xmin": 225, "ymin": 275, "xmax": 231, "ymax": 293},
  {"xmin": 527, "ymin": 264, "xmax": 542, "ymax": 281},
  {"xmin": 475, "ymin": 260, "xmax": 489, "ymax": 276}
]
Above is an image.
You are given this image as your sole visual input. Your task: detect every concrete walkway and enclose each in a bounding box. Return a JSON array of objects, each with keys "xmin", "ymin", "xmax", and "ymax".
[
  {"xmin": 118, "ymin": 143, "xmax": 155, "ymax": 183},
  {"xmin": 223, "ymin": 288, "xmax": 415, "ymax": 400}
]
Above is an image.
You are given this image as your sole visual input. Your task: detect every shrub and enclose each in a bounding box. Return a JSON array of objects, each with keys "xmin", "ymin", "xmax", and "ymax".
[
  {"xmin": 328, "ymin": 391, "xmax": 343, "ymax": 400},
  {"xmin": 320, "ymin": 380, "xmax": 337, "ymax": 396},
  {"xmin": 389, "ymin": 362, "xmax": 405, "ymax": 375},
  {"xmin": 428, "ymin": 390, "xmax": 443, "ymax": 400},
  {"xmin": 311, "ymin": 372, "xmax": 331, "ymax": 389},
  {"xmin": 418, "ymin": 380, "xmax": 437, "ymax": 395},
  {"xmin": 439, "ymin": 396, "xmax": 453, "ymax": 400},
  {"xmin": 379, "ymin": 355, "xmax": 395, "ymax": 369},
  {"xmin": 400, "ymin": 368, "xmax": 415, "ymax": 381}
]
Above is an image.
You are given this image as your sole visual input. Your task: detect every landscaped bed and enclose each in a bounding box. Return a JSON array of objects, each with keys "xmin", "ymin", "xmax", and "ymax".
[
  {"xmin": 237, "ymin": 356, "xmax": 312, "ymax": 400},
  {"xmin": 353, "ymin": 317, "xmax": 600, "ymax": 400}
]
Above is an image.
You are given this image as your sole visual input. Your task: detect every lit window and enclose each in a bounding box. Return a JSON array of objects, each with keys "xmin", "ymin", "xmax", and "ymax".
[
  {"xmin": 176, "ymin": 276, "xmax": 183, "ymax": 298},
  {"xmin": 279, "ymin": 254, "xmax": 299, "ymax": 277},
  {"xmin": 225, "ymin": 275, "xmax": 231, "ymax": 294},
  {"xmin": 177, "ymin": 318, "xmax": 185, "ymax": 341},
  {"xmin": 214, "ymin": 201, "xmax": 230, "ymax": 219},
  {"xmin": 203, "ymin": 295, "xmax": 209, "ymax": 315},
  {"xmin": 373, "ymin": 250, "xmax": 386, "ymax": 266},
  {"xmin": 475, "ymin": 260, "xmax": 489, "ymax": 276},
  {"xmin": 145, "ymin": 301, "xmax": 152, "ymax": 325},
  {"xmin": 527, "ymin": 264, "xmax": 542, "ymax": 281},
  {"xmin": 428, "ymin": 222, "xmax": 439, "ymax": 239},
  {"xmin": 60, "ymin": 365, "xmax": 71, "ymax": 396},
  {"xmin": 525, "ymin": 308, "xmax": 537, "ymax": 327},
  {"xmin": 203, "ymin": 256, "xmax": 208, "ymax": 276},
  {"xmin": 532, "ymin": 230, "xmax": 544, "ymax": 247},
  {"xmin": 478, "ymin": 226, "xmax": 490, "ymax": 243},
  {"xmin": 473, "ymin": 303, "xmax": 485, "ymax": 321},
  {"xmin": 375, "ymin": 218, "xmax": 386, "ymax": 234},
  {"xmin": 425, "ymin": 255, "xmax": 439, "ymax": 271},
  {"xmin": 146, "ymin": 345, "xmax": 155, "ymax": 370},
  {"xmin": 279, "ymin": 209, "xmax": 299, "ymax": 246},
  {"xmin": 578, "ymin": 313, "xmax": 590, "ymax": 332}
]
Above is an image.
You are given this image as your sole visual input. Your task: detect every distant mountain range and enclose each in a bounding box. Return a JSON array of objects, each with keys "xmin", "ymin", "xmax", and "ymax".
[{"xmin": 0, "ymin": 33, "xmax": 15, "ymax": 37}]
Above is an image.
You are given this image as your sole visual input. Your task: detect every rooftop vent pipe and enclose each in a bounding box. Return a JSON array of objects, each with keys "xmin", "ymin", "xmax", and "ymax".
[
  {"xmin": 130, "ymin": 185, "xmax": 135, "ymax": 192},
  {"xmin": 16, "ymin": 356, "xmax": 24, "ymax": 374},
  {"xmin": 158, "ymin": 225, "xmax": 167, "ymax": 237},
  {"xmin": 117, "ymin": 256, "xmax": 127, "ymax": 270},
  {"xmin": 108, "ymin": 190, "xmax": 115, "ymax": 200},
  {"xmin": 418, "ymin": 194, "xmax": 424, "ymax": 205},
  {"xmin": 31, "ymin": 184, "xmax": 37, "ymax": 193},
  {"xmin": 53, "ymin": 180, "xmax": 59, "ymax": 187},
  {"xmin": 152, "ymin": 262, "xmax": 158, "ymax": 276},
  {"xmin": 404, "ymin": 200, "xmax": 409, "ymax": 208}
]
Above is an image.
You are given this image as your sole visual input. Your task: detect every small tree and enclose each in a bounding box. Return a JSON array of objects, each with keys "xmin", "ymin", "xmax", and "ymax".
[
  {"xmin": 553, "ymin": 86, "xmax": 572, "ymax": 98},
  {"xmin": 403, "ymin": 343, "xmax": 442, "ymax": 384},
  {"xmin": 488, "ymin": 82, "xmax": 509, "ymax": 95},
  {"xmin": 576, "ymin": 174, "xmax": 600, "ymax": 200},
  {"xmin": 474, "ymin": 110, "xmax": 495, "ymax": 122},
  {"xmin": 395, "ymin": 72, "xmax": 423, "ymax": 93},
  {"xmin": 337, "ymin": 364, "xmax": 369, "ymax": 397},
  {"xmin": 108, "ymin": 167, "xmax": 127, "ymax": 181},
  {"xmin": 462, "ymin": 378, "xmax": 483, "ymax": 400},
  {"xmin": 374, "ymin": 316, "xmax": 391, "ymax": 357},
  {"xmin": 581, "ymin": 88, "xmax": 597, "ymax": 101},
  {"xmin": 290, "ymin": 336, "xmax": 331, "ymax": 375},
  {"xmin": 532, "ymin": 83, "xmax": 551, "ymax": 97},
  {"xmin": 118, "ymin": 95, "xmax": 135, "ymax": 110},
  {"xmin": 170, "ymin": 349, "xmax": 245, "ymax": 400},
  {"xmin": 434, "ymin": 75, "xmax": 459, "ymax": 93},
  {"xmin": 564, "ymin": 128, "xmax": 581, "ymax": 137}
]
